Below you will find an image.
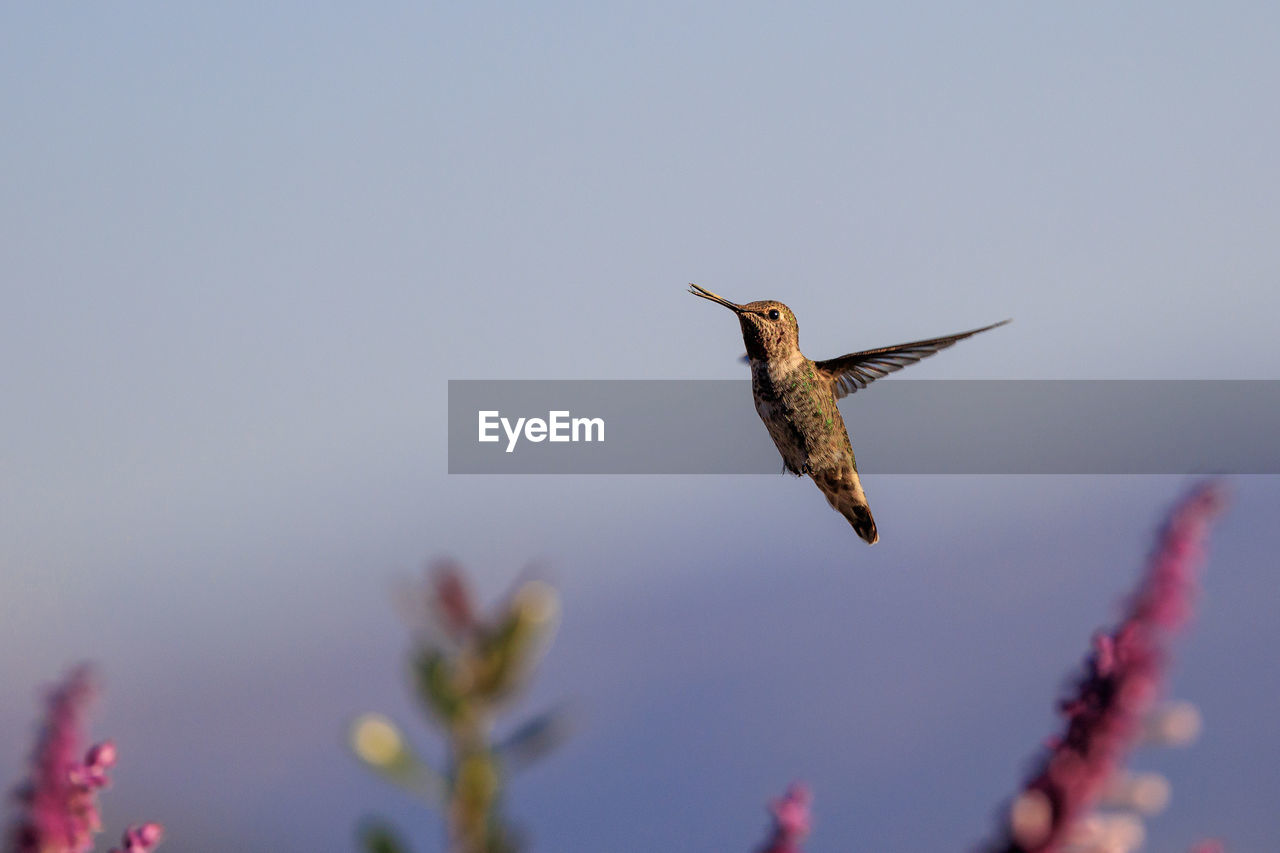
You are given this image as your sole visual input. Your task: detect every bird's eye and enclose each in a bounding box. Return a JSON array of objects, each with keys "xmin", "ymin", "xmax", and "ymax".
[{"xmin": 768, "ymin": 309, "xmax": 781, "ymax": 320}]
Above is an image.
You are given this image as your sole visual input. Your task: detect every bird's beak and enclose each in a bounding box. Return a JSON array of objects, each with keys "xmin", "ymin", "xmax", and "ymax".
[{"xmin": 688, "ymin": 283, "xmax": 743, "ymax": 313}]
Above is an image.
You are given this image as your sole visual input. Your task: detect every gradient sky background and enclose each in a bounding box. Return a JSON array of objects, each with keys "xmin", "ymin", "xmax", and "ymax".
[{"xmin": 3, "ymin": 3, "xmax": 1278, "ymax": 851}]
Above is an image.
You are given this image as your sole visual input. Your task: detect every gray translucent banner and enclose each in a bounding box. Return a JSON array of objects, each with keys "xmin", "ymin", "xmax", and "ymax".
[{"xmin": 447, "ymin": 380, "xmax": 1280, "ymax": 474}]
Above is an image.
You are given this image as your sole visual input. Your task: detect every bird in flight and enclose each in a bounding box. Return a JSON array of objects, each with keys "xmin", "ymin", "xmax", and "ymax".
[{"xmin": 689, "ymin": 283, "xmax": 1009, "ymax": 543}]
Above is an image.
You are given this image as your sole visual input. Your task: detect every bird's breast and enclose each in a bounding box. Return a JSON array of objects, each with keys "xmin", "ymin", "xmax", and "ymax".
[{"xmin": 750, "ymin": 359, "xmax": 853, "ymax": 468}]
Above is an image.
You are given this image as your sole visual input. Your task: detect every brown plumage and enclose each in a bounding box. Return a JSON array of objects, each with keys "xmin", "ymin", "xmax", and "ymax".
[{"xmin": 689, "ymin": 283, "xmax": 1008, "ymax": 544}]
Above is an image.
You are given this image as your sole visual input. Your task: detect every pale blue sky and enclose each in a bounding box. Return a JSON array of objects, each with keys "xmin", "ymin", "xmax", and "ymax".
[{"xmin": 2, "ymin": 4, "xmax": 1278, "ymax": 851}]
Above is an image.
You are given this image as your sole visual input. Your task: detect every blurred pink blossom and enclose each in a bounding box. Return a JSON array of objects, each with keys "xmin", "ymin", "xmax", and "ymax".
[
  {"xmin": 107, "ymin": 823, "xmax": 164, "ymax": 853},
  {"xmin": 6, "ymin": 666, "xmax": 163, "ymax": 853},
  {"xmin": 8, "ymin": 666, "xmax": 105, "ymax": 853},
  {"xmin": 983, "ymin": 481, "xmax": 1226, "ymax": 853},
  {"xmin": 756, "ymin": 783, "xmax": 812, "ymax": 853},
  {"xmin": 1186, "ymin": 841, "xmax": 1225, "ymax": 853}
]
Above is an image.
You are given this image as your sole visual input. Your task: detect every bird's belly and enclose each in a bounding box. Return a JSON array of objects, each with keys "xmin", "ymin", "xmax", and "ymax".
[
  {"xmin": 754, "ymin": 399, "xmax": 818, "ymax": 473},
  {"xmin": 754, "ymin": 399, "xmax": 853, "ymax": 474},
  {"xmin": 752, "ymin": 363, "xmax": 854, "ymax": 472}
]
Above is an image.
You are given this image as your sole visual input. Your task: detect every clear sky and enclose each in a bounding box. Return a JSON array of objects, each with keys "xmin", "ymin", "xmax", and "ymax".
[{"xmin": 2, "ymin": 4, "xmax": 1278, "ymax": 851}]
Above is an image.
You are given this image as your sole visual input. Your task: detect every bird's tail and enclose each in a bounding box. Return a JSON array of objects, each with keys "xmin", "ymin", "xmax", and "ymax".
[{"xmin": 813, "ymin": 467, "xmax": 879, "ymax": 545}]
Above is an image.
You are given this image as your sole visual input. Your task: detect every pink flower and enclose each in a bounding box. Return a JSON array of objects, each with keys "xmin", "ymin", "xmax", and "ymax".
[
  {"xmin": 983, "ymin": 481, "xmax": 1226, "ymax": 853},
  {"xmin": 108, "ymin": 823, "xmax": 164, "ymax": 853},
  {"xmin": 8, "ymin": 666, "xmax": 105, "ymax": 853},
  {"xmin": 756, "ymin": 783, "xmax": 812, "ymax": 853},
  {"xmin": 7, "ymin": 666, "xmax": 163, "ymax": 853}
]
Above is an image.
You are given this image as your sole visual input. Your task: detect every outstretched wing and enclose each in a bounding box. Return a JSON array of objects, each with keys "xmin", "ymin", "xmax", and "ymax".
[{"xmin": 815, "ymin": 319, "xmax": 1010, "ymax": 399}]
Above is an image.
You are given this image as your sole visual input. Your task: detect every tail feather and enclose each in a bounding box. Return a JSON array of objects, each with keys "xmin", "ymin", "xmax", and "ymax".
[{"xmin": 813, "ymin": 468, "xmax": 879, "ymax": 544}]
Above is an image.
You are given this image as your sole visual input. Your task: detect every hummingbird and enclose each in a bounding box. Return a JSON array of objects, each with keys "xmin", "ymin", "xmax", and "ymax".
[{"xmin": 689, "ymin": 283, "xmax": 1009, "ymax": 544}]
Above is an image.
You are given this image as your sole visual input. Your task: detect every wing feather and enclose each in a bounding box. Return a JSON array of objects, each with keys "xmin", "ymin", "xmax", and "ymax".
[{"xmin": 815, "ymin": 319, "xmax": 1010, "ymax": 399}]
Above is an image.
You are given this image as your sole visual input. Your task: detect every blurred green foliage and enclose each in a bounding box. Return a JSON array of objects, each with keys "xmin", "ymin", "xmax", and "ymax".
[{"xmin": 351, "ymin": 563, "xmax": 567, "ymax": 853}]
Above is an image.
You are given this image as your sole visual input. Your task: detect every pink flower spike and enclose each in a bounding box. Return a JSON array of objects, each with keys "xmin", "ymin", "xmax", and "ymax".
[
  {"xmin": 8, "ymin": 668, "xmax": 163, "ymax": 853},
  {"xmin": 981, "ymin": 481, "xmax": 1227, "ymax": 853},
  {"xmin": 755, "ymin": 783, "xmax": 812, "ymax": 853},
  {"xmin": 7, "ymin": 665, "xmax": 103, "ymax": 853}
]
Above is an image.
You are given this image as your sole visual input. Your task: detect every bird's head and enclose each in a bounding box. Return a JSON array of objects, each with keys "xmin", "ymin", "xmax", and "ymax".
[{"xmin": 688, "ymin": 284, "xmax": 800, "ymax": 361}]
